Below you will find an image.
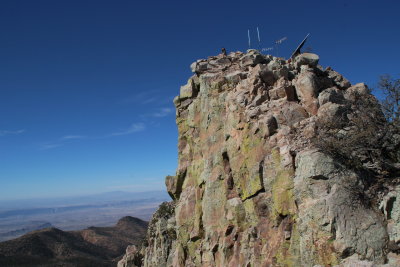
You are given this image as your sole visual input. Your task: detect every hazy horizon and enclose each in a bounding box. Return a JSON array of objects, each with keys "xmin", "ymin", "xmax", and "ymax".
[
  {"xmin": 0, "ymin": 189, "xmax": 169, "ymax": 203},
  {"xmin": 0, "ymin": 189, "xmax": 170, "ymax": 241}
]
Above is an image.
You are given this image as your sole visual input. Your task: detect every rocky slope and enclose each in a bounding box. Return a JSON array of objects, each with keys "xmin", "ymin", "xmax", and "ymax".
[
  {"xmin": 119, "ymin": 50, "xmax": 400, "ymax": 267},
  {"xmin": 0, "ymin": 216, "xmax": 147, "ymax": 267}
]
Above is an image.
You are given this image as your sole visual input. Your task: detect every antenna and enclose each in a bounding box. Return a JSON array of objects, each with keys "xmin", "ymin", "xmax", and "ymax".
[
  {"xmin": 257, "ymin": 27, "xmax": 261, "ymax": 50},
  {"xmin": 248, "ymin": 29, "xmax": 251, "ymax": 49},
  {"xmin": 262, "ymin": 47, "xmax": 274, "ymax": 53},
  {"xmin": 274, "ymin": 36, "xmax": 287, "ymax": 58},
  {"xmin": 290, "ymin": 33, "xmax": 310, "ymax": 59}
]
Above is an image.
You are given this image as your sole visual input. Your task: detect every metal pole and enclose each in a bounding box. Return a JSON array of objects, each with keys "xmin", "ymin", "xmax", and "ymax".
[{"xmin": 248, "ymin": 29, "xmax": 251, "ymax": 49}]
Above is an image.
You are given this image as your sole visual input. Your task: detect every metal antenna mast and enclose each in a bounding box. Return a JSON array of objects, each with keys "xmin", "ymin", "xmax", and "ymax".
[
  {"xmin": 248, "ymin": 29, "xmax": 251, "ymax": 49},
  {"xmin": 274, "ymin": 36, "xmax": 287, "ymax": 58},
  {"xmin": 256, "ymin": 27, "xmax": 261, "ymax": 50}
]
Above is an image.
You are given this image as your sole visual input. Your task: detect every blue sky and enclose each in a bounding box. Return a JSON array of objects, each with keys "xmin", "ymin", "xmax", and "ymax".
[{"xmin": 0, "ymin": 0, "xmax": 399, "ymax": 200}]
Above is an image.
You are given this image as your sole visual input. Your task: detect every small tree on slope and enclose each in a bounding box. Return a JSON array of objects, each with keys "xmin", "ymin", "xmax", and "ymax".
[{"xmin": 378, "ymin": 74, "xmax": 400, "ymax": 125}]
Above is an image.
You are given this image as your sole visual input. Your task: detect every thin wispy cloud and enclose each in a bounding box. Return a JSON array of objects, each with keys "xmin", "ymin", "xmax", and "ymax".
[
  {"xmin": 40, "ymin": 135, "xmax": 87, "ymax": 150},
  {"xmin": 61, "ymin": 135, "xmax": 86, "ymax": 140},
  {"xmin": 40, "ymin": 143, "xmax": 63, "ymax": 150},
  {"xmin": 109, "ymin": 123, "xmax": 145, "ymax": 136},
  {"xmin": 142, "ymin": 97, "xmax": 158, "ymax": 105},
  {"xmin": 152, "ymin": 108, "xmax": 173, "ymax": 117},
  {"xmin": 0, "ymin": 129, "xmax": 25, "ymax": 137},
  {"xmin": 121, "ymin": 90, "xmax": 160, "ymax": 105},
  {"xmin": 140, "ymin": 107, "xmax": 174, "ymax": 119},
  {"xmin": 39, "ymin": 122, "xmax": 146, "ymax": 150},
  {"xmin": 121, "ymin": 90, "xmax": 175, "ymax": 106}
]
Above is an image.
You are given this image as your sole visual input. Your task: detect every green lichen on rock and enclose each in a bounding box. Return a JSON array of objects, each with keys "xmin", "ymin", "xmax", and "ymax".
[
  {"xmin": 230, "ymin": 127, "xmax": 265, "ymax": 201},
  {"xmin": 270, "ymin": 149, "xmax": 296, "ymax": 222},
  {"xmin": 119, "ymin": 50, "xmax": 398, "ymax": 267},
  {"xmin": 274, "ymin": 240, "xmax": 293, "ymax": 267}
]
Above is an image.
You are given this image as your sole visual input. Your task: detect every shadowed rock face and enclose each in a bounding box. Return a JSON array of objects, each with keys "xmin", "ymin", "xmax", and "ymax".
[{"xmin": 120, "ymin": 50, "xmax": 400, "ymax": 267}]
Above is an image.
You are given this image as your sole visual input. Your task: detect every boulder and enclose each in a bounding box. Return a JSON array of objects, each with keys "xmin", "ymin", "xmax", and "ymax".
[
  {"xmin": 294, "ymin": 71, "xmax": 319, "ymax": 114},
  {"xmin": 165, "ymin": 168, "xmax": 186, "ymax": 200},
  {"xmin": 295, "ymin": 149, "xmax": 337, "ymax": 180},
  {"xmin": 281, "ymin": 102, "xmax": 309, "ymax": 126},
  {"xmin": 344, "ymin": 83, "xmax": 370, "ymax": 100},
  {"xmin": 179, "ymin": 78, "xmax": 199, "ymax": 100},
  {"xmin": 259, "ymin": 66, "xmax": 275, "ymax": 85},
  {"xmin": 173, "ymin": 95, "xmax": 180, "ymax": 107},
  {"xmin": 209, "ymin": 57, "xmax": 231, "ymax": 68},
  {"xmin": 318, "ymin": 87, "xmax": 345, "ymax": 106},
  {"xmin": 271, "ymin": 77, "xmax": 296, "ymax": 101},
  {"xmin": 225, "ymin": 70, "xmax": 247, "ymax": 84},
  {"xmin": 266, "ymin": 59, "xmax": 280, "ymax": 70},
  {"xmin": 191, "ymin": 60, "xmax": 209, "ymax": 74},
  {"xmin": 326, "ymin": 68, "xmax": 351, "ymax": 89},
  {"xmin": 294, "ymin": 53, "xmax": 320, "ymax": 68},
  {"xmin": 268, "ymin": 86, "xmax": 286, "ymax": 100},
  {"xmin": 240, "ymin": 51, "xmax": 266, "ymax": 67},
  {"xmin": 190, "ymin": 62, "xmax": 196, "ymax": 73},
  {"xmin": 317, "ymin": 102, "xmax": 348, "ymax": 122},
  {"xmin": 251, "ymin": 93, "xmax": 268, "ymax": 106}
]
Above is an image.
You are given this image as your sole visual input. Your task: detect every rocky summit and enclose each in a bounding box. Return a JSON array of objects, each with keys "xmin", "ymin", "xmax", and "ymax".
[{"xmin": 119, "ymin": 50, "xmax": 400, "ymax": 267}]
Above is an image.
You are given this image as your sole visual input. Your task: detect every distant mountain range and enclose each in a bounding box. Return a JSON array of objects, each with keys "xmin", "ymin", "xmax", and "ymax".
[
  {"xmin": 0, "ymin": 216, "xmax": 148, "ymax": 267},
  {"xmin": 0, "ymin": 198, "xmax": 162, "ymax": 219},
  {"xmin": 0, "ymin": 222, "xmax": 53, "ymax": 242},
  {"xmin": 0, "ymin": 190, "xmax": 169, "ymax": 210},
  {"xmin": 0, "ymin": 190, "xmax": 169, "ymax": 241}
]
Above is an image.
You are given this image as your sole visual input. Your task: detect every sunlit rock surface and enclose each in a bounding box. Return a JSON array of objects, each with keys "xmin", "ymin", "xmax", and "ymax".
[{"xmin": 119, "ymin": 50, "xmax": 400, "ymax": 267}]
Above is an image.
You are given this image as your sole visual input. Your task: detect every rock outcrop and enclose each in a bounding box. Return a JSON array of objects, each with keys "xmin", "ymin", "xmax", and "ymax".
[{"xmin": 120, "ymin": 50, "xmax": 400, "ymax": 266}]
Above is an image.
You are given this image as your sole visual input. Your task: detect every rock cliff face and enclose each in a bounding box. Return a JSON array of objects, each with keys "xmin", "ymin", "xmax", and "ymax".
[{"xmin": 119, "ymin": 50, "xmax": 400, "ymax": 267}]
